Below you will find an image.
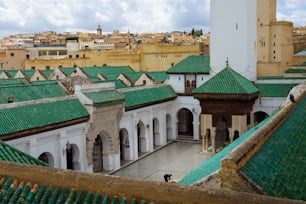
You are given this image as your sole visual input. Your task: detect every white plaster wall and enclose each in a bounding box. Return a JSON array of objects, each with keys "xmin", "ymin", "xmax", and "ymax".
[
  {"xmin": 210, "ymin": 0, "xmax": 257, "ymax": 80},
  {"xmin": 196, "ymin": 74, "xmax": 210, "ymax": 88},
  {"xmin": 120, "ymin": 100, "xmax": 177, "ymax": 161},
  {"xmin": 7, "ymin": 123, "xmax": 89, "ymax": 172},
  {"xmin": 169, "ymin": 74, "xmax": 185, "ymax": 93},
  {"xmin": 253, "ymin": 97, "xmax": 285, "ymax": 115},
  {"xmin": 174, "ymin": 96, "xmax": 202, "ymax": 140}
]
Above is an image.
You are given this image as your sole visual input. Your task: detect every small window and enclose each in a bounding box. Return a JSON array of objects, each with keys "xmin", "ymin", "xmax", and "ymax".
[
  {"xmin": 36, "ymin": 77, "xmax": 40, "ymax": 81},
  {"xmin": 143, "ymin": 80, "xmax": 146, "ymax": 85},
  {"xmin": 31, "ymin": 66, "xmax": 36, "ymax": 70},
  {"xmin": 10, "ymin": 53, "xmax": 14, "ymax": 57},
  {"xmin": 56, "ymin": 75, "xmax": 59, "ymax": 80},
  {"xmin": 46, "ymin": 66, "xmax": 50, "ymax": 70},
  {"xmin": 26, "ymin": 54, "xmax": 30, "ymax": 59},
  {"xmin": 69, "ymin": 55, "xmax": 72, "ymax": 59},
  {"xmin": 76, "ymin": 54, "xmax": 79, "ymax": 58}
]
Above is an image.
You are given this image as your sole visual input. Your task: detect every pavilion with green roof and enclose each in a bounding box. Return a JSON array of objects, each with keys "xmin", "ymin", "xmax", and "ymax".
[{"xmin": 193, "ymin": 67, "xmax": 259, "ymax": 153}]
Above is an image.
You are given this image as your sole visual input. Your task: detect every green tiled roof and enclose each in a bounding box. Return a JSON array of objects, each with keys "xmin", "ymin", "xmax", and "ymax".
[
  {"xmin": 302, "ymin": 61, "xmax": 306, "ymax": 66},
  {"xmin": 193, "ymin": 67, "xmax": 259, "ymax": 95},
  {"xmin": 31, "ymin": 80, "xmax": 58, "ymax": 85},
  {"xmin": 240, "ymin": 97, "xmax": 306, "ymax": 201},
  {"xmin": 41, "ymin": 69, "xmax": 54, "ymax": 78},
  {"xmin": 0, "ymin": 176, "xmax": 152, "ymax": 203},
  {"xmin": 0, "ymin": 78, "xmax": 29, "ymax": 86},
  {"xmin": 178, "ymin": 114, "xmax": 275, "ymax": 186},
  {"xmin": 146, "ymin": 71, "xmax": 169, "ymax": 83},
  {"xmin": 0, "ymin": 140, "xmax": 49, "ymax": 167},
  {"xmin": 255, "ymin": 84, "xmax": 297, "ymax": 97},
  {"xmin": 0, "ymin": 82, "xmax": 68, "ymax": 104},
  {"xmin": 0, "ymin": 98, "xmax": 89, "ymax": 136},
  {"xmin": 82, "ymin": 66, "xmax": 135, "ymax": 79},
  {"xmin": 22, "ymin": 70, "xmax": 36, "ymax": 78},
  {"xmin": 85, "ymin": 90, "xmax": 124, "ymax": 106},
  {"xmin": 285, "ymin": 68, "xmax": 306, "ymax": 73},
  {"xmin": 5, "ymin": 70, "xmax": 18, "ymax": 78},
  {"xmin": 61, "ymin": 67, "xmax": 75, "ymax": 76},
  {"xmin": 121, "ymin": 85, "xmax": 177, "ymax": 109},
  {"xmin": 167, "ymin": 55, "xmax": 210, "ymax": 74},
  {"xmin": 124, "ymin": 72, "xmax": 143, "ymax": 82}
]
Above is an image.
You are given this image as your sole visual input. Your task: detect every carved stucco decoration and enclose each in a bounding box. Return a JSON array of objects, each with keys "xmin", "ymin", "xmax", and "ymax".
[{"xmin": 86, "ymin": 103, "xmax": 124, "ymax": 165}]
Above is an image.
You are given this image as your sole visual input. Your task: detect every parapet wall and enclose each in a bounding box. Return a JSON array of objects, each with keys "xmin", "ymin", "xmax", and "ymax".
[{"xmin": 0, "ymin": 161, "xmax": 300, "ymax": 204}]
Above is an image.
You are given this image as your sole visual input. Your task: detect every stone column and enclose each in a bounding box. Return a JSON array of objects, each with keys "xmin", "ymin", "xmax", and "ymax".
[
  {"xmin": 211, "ymin": 127, "xmax": 216, "ymax": 153},
  {"xmin": 201, "ymin": 114, "xmax": 213, "ymax": 152},
  {"xmin": 232, "ymin": 115, "xmax": 248, "ymax": 140}
]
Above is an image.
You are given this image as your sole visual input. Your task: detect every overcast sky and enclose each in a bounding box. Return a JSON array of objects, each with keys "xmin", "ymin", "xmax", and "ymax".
[{"xmin": 0, "ymin": 0, "xmax": 305, "ymax": 38}]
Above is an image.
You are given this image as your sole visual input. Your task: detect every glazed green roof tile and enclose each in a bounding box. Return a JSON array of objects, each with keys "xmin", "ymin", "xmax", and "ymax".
[
  {"xmin": 85, "ymin": 90, "xmax": 124, "ymax": 105},
  {"xmin": 0, "ymin": 140, "xmax": 49, "ymax": 167},
  {"xmin": 285, "ymin": 68, "xmax": 306, "ymax": 73},
  {"xmin": 61, "ymin": 67, "xmax": 75, "ymax": 76},
  {"xmin": 193, "ymin": 67, "xmax": 259, "ymax": 95},
  {"xmin": 22, "ymin": 70, "xmax": 36, "ymax": 78},
  {"xmin": 41, "ymin": 69, "xmax": 54, "ymax": 78},
  {"xmin": 0, "ymin": 98, "xmax": 89, "ymax": 136},
  {"xmin": 0, "ymin": 176, "xmax": 153, "ymax": 203},
  {"xmin": 302, "ymin": 61, "xmax": 306, "ymax": 66},
  {"xmin": 82, "ymin": 66, "xmax": 135, "ymax": 78},
  {"xmin": 114, "ymin": 80, "xmax": 128, "ymax": 89},
  {"xmin": 147, "ymin": 71, "xmax": 169, "ymax": 83},
  {"xmin": 31, "ymin": 80, "xmax": 58, "ymax": 85},
  {"xmin": 241, "ymin": 96, "xmax": 306, "ymax": 201},
  {"xmin": 255, "ymin": 84, "xmax": 297, "ymax": 97},
  {"xmin": 0, "ymin": 82, "xmax": 67, "ymax": 104},
  {"xmin": 0, "ymin": 78, "xmax": 29, "ymax": 86},
  {"xmin": 82, "ymin": 67, "xmax": 105, "ymax": 78},
  {"xmin": 167, "ymin": 55, "xmax": 210, "ymax": 74},
  {"xmin": 178, "ymin": 114, "xmax": 275, "ymax": 185},
  {"xmin": 124, "ymin": 72, "xmax": 143, "ymax": 82},
  {"xmin": 5, "ymin": 70, "xmax": 18, "ymax": 78},
  {"xmin": 121, "ymin": 85, "xmax": 177, "ymax": 109}
]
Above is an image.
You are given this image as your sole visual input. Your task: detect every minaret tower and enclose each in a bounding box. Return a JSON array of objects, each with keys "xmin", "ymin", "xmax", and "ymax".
[
  {"xmin": 210, "ymin": 0, "xmax": 257, "ymax": 80},
  {"xmin": 97, "ymin": 25, "xmax": 102, "ymax": 35}
]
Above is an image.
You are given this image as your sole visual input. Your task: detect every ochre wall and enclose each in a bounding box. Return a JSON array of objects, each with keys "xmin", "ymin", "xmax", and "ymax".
[{"xmin": 24, "ymin": 43, "xmax": 200, "ymax": 71}]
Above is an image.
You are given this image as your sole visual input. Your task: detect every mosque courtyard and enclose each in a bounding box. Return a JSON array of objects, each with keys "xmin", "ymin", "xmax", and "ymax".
[{"xmin": 110, "ymin": 141, "xmax": 212, "ymax": 183}]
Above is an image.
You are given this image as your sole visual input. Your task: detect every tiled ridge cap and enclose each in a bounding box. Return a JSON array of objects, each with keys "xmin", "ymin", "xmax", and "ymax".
[
  {"xmin": 222, "ymin": 83, "xmax": 306, "ymax": 168},
  {"xmin": 119, "ymin": 83, "xmax": 168, "ymax": 93},
  {"xmin": 0, "ymin": 95, "xmax": 77, "ymax": 110}
]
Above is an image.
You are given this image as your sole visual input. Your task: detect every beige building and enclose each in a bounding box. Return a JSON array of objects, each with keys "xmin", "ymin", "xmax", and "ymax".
[
  {"xmin": 256, "ymin": 0, "xmax": 294, "ymax": 76},
  {"xmin": 0, "ymin": 48, "xmax": 26, "ymax": 70},
  {"xmin": 25, "ymin": 42, "xmax": 202, "ymax": 71}
]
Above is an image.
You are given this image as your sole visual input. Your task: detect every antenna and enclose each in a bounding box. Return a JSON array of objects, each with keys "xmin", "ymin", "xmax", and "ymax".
[{"xmin": 226, "ymin": 57, "xmax": 229, "ymax": 67}]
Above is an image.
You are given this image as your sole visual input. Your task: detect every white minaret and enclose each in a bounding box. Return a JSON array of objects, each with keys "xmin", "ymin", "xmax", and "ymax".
[{"xmin": 210, "ymin": 0, "xmax": 257, "ymax": 80}]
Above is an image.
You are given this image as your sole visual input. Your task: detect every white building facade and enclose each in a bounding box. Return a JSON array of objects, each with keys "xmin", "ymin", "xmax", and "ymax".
[{"xmin": 210, "ymin": 0, "xmax": 257, "ymax": 80}]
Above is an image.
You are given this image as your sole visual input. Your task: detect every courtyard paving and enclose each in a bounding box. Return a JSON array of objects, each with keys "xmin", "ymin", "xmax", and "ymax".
[{"xmin": 110, "ymin": 141, "xmax": 212, "ymax": 183}]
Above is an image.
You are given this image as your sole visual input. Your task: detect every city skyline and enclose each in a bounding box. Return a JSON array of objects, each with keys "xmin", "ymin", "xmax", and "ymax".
[{"xmin": 0, "ymin": 0, "xmax": 305, "ymax": 38}]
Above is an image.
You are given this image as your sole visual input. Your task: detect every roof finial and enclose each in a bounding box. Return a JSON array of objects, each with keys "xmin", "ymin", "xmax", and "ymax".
[{"xmin": 226, "ymin": 57, "xmax": 229, "ymax": 67}]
